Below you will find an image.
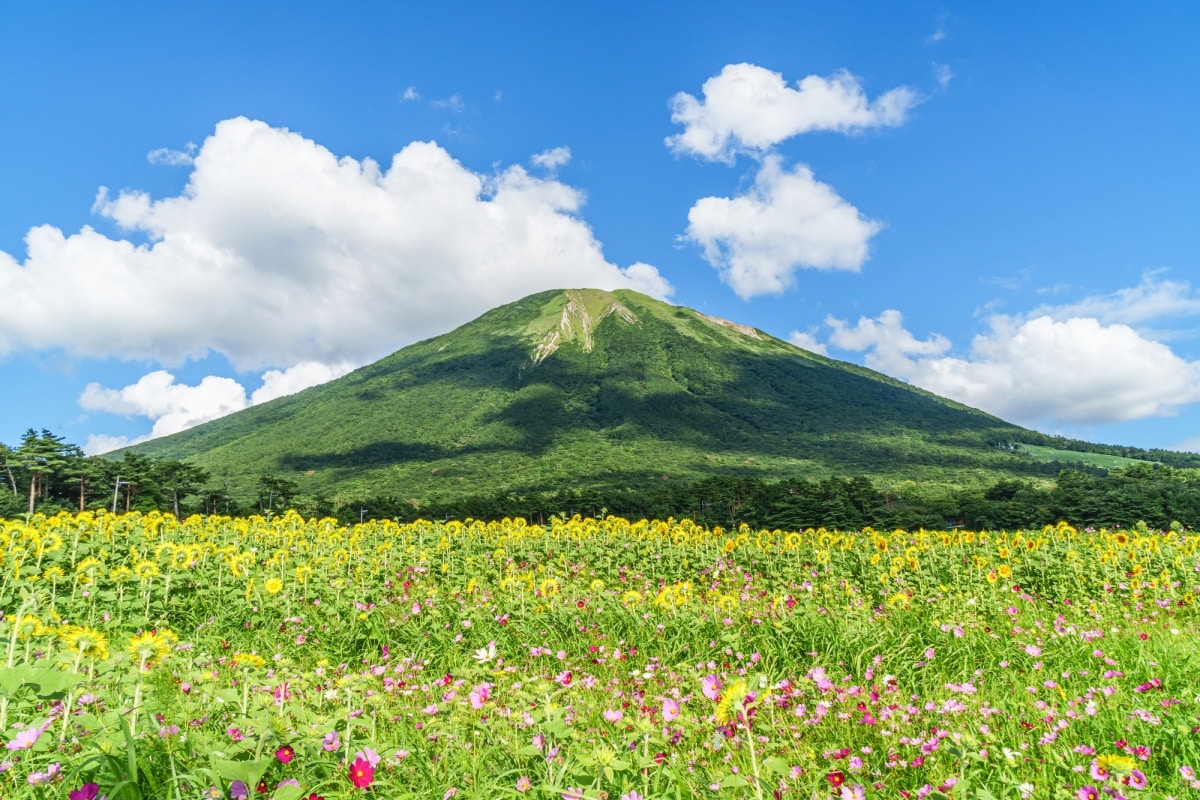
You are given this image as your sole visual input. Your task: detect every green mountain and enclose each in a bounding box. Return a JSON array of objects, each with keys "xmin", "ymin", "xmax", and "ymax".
[{"xmin": 129, "ymin": 288, "xmax": 1085, "ymax": 504}]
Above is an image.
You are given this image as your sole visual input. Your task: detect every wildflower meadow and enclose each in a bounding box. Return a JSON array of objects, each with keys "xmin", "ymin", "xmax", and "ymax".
[{"xmin": 1, "ymin": 510, "xmax": 1198, "ymax": 799}]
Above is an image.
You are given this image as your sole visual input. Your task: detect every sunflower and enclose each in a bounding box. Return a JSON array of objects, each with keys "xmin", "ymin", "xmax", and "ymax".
[
  {"xmin": 264, "ymin": 578, "xmax": 284, "ymax": 595},
  {"xmin": 714, "ymin": 678, "xmax": 748, "ymax": 725},
  {"xmin": 127, "ymin": 629, "xmax": 176, "ymax": 669},
  {"xmin": 61, "ymin": 625, "xmax": 110, "ymax": 661},
  {"xmin": 231, "ymin": 651, "xmax": 267, "ymax": 669}
]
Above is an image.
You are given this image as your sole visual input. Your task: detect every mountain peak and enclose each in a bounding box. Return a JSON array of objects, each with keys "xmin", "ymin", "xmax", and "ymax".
[
  {"xmin": 530, "ymin": 289, "xmax": 639, "ymax": 363},
  {"xmin": 128, "ymin": 286, "xmax": 1036, "ymax": 504}
]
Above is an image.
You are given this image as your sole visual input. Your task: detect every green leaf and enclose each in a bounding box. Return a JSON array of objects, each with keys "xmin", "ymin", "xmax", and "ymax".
[
  {"xmin": 118, "ymin": 714, "xmax": 139, "ymax": 787},
  {"xmin": 270, "ymin": 785, "xmax": 307, "ymax": 800},
  {"xmin": 719, "ymin": 774, "xmax": 749, "ymax": 788},
  {"xmin": 0, "ymin": 665, "xmax": 85, "ymax": 698},
  {"xmin": 210, "ymin": 756, "xmax": 273, "ymax": 788}
]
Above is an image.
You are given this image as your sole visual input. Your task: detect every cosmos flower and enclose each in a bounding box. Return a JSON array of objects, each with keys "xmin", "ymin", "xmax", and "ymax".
[{"xmin": 349, "ymin": 756, "xmax": 374, "ymax": 789}]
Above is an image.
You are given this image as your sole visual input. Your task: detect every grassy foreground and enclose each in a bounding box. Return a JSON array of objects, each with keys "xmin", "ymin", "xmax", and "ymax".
[{"xmin": 1, "ymin": 511, "xmax": 1198, "ymax": 799}]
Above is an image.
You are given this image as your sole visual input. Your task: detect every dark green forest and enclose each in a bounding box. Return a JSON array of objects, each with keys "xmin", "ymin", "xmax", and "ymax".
[{"xmin": 5, "ymin": 428, "xmax": 1198, "ymax": 530}]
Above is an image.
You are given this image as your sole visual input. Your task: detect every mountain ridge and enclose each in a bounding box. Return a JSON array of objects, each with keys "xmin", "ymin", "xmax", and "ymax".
[{"xmin": 126, "ymin": 288, "xmax": 1088, "ymax": 505}]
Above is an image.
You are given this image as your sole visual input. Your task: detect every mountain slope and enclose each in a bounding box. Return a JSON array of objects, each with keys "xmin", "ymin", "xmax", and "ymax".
[{"xmin": 130, "ymin": 288, "xmax": 1053, "ymax": 503}]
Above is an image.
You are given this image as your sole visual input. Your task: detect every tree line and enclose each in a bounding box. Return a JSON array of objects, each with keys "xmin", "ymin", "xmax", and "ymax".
[
  {"xmin": 0, "ymin": 429, "xmax": 292, "ymax": 519},
  {"xmin": 4, "ymin": 428, "xmax": 1198, "ymax": 530},
  {"xmin": 355, "ymin": 464, "xmax": 1200, "ymax": 531}
]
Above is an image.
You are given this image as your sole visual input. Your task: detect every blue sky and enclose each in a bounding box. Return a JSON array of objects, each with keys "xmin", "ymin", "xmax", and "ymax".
[{"xmin": 2, "ymin": 2, "xmax": 1199, "ymax": 455}]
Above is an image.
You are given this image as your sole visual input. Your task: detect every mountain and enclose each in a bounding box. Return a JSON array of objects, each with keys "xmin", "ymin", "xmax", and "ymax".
[{"xmin": 129, "ymin": 288, "xmax": 1080, "ymax": 504}]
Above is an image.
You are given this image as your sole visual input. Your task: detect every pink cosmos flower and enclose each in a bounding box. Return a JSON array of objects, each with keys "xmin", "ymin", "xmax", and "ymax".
[
  {"xmin": 662, "ymin": 697, "xmax": 680, "ymax": 722},
  {"xmin": 348, "ymin": 756, "xmax": 374, "ymax": 789},
  {"xmin": 469, "ymin": 682, "xmax": 492, "ymax": 709},
  {"xmin": 839, "ymin": 785, "xmax": 866, "ymax": 800},
  {"xmin": 603, "ymin": 709, "xmax": 623, "ymax": 723},
  {"xmin": 6, "ymin": 727, "xmax": 41, "ymax": 751},
  {"xmin": 1123, "ymin": 769, "xmax": 1147, "ymax": 790},
  {"xmin": 702, "ymin": 674, "xmax": 722, "ymax": 700}
]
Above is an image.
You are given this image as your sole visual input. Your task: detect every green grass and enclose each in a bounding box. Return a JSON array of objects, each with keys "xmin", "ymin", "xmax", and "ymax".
[{"xmin": 1019, "ymin": 443, "xmax": 1153, "ymax": 469}]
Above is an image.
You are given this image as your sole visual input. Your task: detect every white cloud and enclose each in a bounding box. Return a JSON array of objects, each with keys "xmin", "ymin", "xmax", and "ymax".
[
  {"xmin": 83, "ymin": 433, "xmax": 139, "ymax": 455},
  {"xmin": 1030, "ymin": 273, "xmax": 1200, "ymax": 328},
  {"xmin": 0, "ymin": 117, "xmax": 671, "ymax": 372},
  {"xmin": 666, "ymin": 63, "xmax": 919, "ymax": 162},
  {"xmin": 826, "ymin": 309, "xmax": 951, "ymax": 371},
  {"xmin": 824, "ymin": 310, "xmax": 1200, "ymax": 427},
  {"xmin": 402, "ymin": 86, "xmax": 420, "ymax": 101},
  {"xmin": 787, "ymin": 330, "xmax": 828, "ymax": 356},
  {"xmin": 251, "ymin": 360, "xmax": 356, "ymax": 404},
  {"xmin": 80, "ymin": 371, "xmax": 249, "ymax": 448},
  {"xmin": 147, "ymin": 143, "xmax": 197, "ymax": 166},
  {"xmin": 683, "ymin": 155, "xmax": 882, "ymax": 298},
  {"xmin": 80, "ymin": 359, "xmax": 357, "ymax": 454},
  {"xmin": 531, "ymin": 146, "xmax": 571, "ymax": 170}
]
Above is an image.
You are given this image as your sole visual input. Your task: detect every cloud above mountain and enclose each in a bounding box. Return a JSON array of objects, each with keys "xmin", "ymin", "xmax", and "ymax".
[
  {"xmin": 670, "ymin": 64, "xmax": 916, "ymax": 298},
  {"xmin": 0, "ymin": 117, "xmax": 672, "ymax": 372}
]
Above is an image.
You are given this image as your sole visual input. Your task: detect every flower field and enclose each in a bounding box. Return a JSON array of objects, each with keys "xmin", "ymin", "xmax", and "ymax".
[{"xmin": 1, "ymin": 511, "xmax": 1199, "ymax": 799}]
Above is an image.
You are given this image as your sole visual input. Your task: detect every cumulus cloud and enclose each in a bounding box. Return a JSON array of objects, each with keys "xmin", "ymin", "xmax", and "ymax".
[
  {"xmin": 251, "ymin": 360, "xmax": 356, "ymax": 404},
  {"xmin": 402, "ymin": 86, "xmax": 420, "ymax": 101},
  {"xmin": 0, "ymin": 117, "xmax": 671, "ymax": 373},
  {"xmin": 666, "ymin": 63, "xmax": 919, "ymax": 162},
  {"xmin": 531, "ymin": 146, "xmax": 571, "ymax": 170},
  {"xmin": 683, "ymin": 155, "xmax": 882, "ymax": 298},
  {"xmin": 826, "ymin": 309, "xmax": 951, "ymax": 371},
  {"xmin": 80, "ymin": 371, "xmax": 248, "ymax": 452},
  {"xmin": 823, "ymin": 310, "xmax": 1200, "ymax": 427},
  {"xmin": 79, "ymin": 360, "xmax": 358, "ymax": 454}
]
